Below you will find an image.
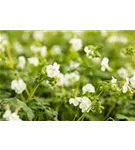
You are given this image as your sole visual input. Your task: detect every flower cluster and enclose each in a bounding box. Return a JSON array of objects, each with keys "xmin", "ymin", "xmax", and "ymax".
[{"xmin": 1, "ymin": 30, "xmax": 135, "ymax": 121}]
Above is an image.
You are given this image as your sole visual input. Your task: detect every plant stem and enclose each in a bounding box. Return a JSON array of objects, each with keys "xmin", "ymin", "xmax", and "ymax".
[
  {"xmin": 6, "ymin": 48, "xmax": 14, "ymax": 68},
  {"xmin": 25, "ymin": 88, "xmax": 30, "ymax": 97},
  {"xmin": 28, "ymin": 77, "xmax": 46, "ymax": 100},
  {"xmin": 28, "ymin": 82, "xmax": 40, "ymax": 100},
  {"xmin": 77, "ymin": 106, "xmax": 92, "ymax": 121},
  {"xmin": 20, "ymin": 94, "xmax": 25, "ymax": 101},
  {"xmin": 104, "ymin": 104, "xmax": 115, "ymax": 121},
  {"xmin": 73, "ymin": 107, "xmax": 79, "ymax": 121}
]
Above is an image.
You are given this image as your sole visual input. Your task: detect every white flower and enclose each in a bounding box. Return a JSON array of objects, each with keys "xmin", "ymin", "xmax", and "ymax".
[
  {"xmin": 117, "ymin": 68, "xmax": 128, "ymax": 79},
  {"xmin": 82, "ymin": 83, "xmax": 95, "ymax": 94},
  {"xmin": 9, "ymin": 112, "xmax": 22, "ymax": 121},
  {"xmin": 56, "ymin": 73, "xmax": 68, "ymax": 86},
  {"xmin": 79, "ymin": 97, "xmax": 92, "ymax": 113},
  {"xmin": 101, "ymin": 30, "xmax": 108, "ymax": 37},
  {"xmin": 18, "ymin": 56, "xmax": 26, "ymax": 69},
  {"xmin": 69, "ymin": 61, "xmax": 80, "ymax": 70},
  {"xmin": 69, "ymin": 98, "xmax": 80, "ymax": 106},
  {"xmin": 46, "ymin": 62, "xmax": 60, "ymax": 78},
  {"xmin": 14, "ymin": 42, "xmax": 24, "ymax": 54},
  {"xmin": 111, "ymin": 76, "xmax": 119, "ymax": 90},
  {"xmin": 30, "ymin": 45, "xmax": 47, "ymax": 57},
  {"xmin": 69, "ymin": 37, "xmax": 83, "ymax": 51},
  {"xmin": 33, "ymin": 31, "xmax": 44, "ymax": 41},
  {"xmin": 84, "ymin": 46, "xmax": 94, "ymax": 59},
  {"xmin": 69, "ymin": 96, "xmax": 92, "ymax": 113},
  {"xmin": 11, "ymin": 79, "xmax": 26, "ymax": 94},
  {"xmin": 3, "ymin": 109, "xmax": 12, "ymax": 120},
  {"xmin": 101, "ymin": 57, "xmax": 111, "ymax": 72},
  {"xmin": 107, "ymin": 35, "xmax": 128, "ymax": 44},
  {"xmin": 65, "ymin": 72, "xmax": 80, "ymax": 86},
  {"xmin": 3, "ymin": 109, "xmax": 22, "ymax": 121},
  {"xmin": 56, "ymin": 72, "xmax": 80, "ymax": 86},
  {"xmin": 28, "ymin": 57, "xmax": 39, "ymax": 66},
  {"xmin": 40, "ymin": 46, "xmax": 47, "ymax": 57},
  {"xmin": 122, "ymin": 77, "xmax": 130, "ymax": 93},
  {"xmin": 111, "ymin": 76, "xmax": 117, "ymax": 84},
  {"xmin": 30, "ymin": 45, "xmax": 40, "ymax": 53},
  {"xmin": 51, "ymin": 45, "xmax": 61, "ymax": 55},
  {"xmin": 130, "ymin": 73, "xmax": 135, "ymax": 88}
]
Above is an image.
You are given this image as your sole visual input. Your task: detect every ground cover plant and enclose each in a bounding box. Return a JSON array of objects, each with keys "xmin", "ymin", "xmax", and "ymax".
[{"xmin": 0, "ymin": 30, "xmax": 135, "ymax": 121}]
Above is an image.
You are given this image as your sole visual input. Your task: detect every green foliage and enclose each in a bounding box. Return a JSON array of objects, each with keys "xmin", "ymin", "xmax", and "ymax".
[{"xmin": 1, "ymin": 30, "xmax": 135, "ymax": 121}]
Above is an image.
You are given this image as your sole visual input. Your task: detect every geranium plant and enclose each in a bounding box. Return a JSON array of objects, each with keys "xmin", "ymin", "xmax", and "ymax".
[{"xmin": 0, "ymin": 30, "xmax": 135, "ymax": 121}]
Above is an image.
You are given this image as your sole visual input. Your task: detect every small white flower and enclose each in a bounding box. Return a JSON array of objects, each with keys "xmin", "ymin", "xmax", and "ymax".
[
  {"xmin": 111, "ymin": 76, "xmax": 117, "ymax": 84},
  {"xmin": 69, "ymin": 37, "xmax": 83, "ymax": 51},
  {"xmin": 130, "ymin": 73, "xmax": 135, "ymax": 88},
  {"xmin": 51, "ymin": 45, "xmax": 61, "ymax": 55},
  {"xmin": 30, "ymin": 45, "xmax": 40, "ymax": 53},
  {"xmin": 65, "ymin": 72, "xmax": 80, "ymax": 86},
  {"xmin": 56, "ymin": 73, "xmax": 68, "ymax": 86},
  {"xmin": 79, "ymin": 97, "xmax": 92, "ymax": 113},
  {"xmin": 117, "ymin": 68, "xmax": 128, "ymax": 79},
  {"xmin": 82, "ymin": 83, "xmax": 95, "ymax": 94},
  {"xmin": 3, "ymin": 109, "xmax": 12, "ymax": 120},
  {"xmin": 84, "ymin": 46, "xmax": 94, "ymax": 59},
  {"xmin": 9, "ymin": 112, "xmax": 22, "ymax": 121},
  {"xmin": 14, "ymin": 42, "xmax": 24, "ymax": 54},
  {"xmin": 28, "ymin": 57, "xmax": 39, "ymax": 66},
  {"xmin": 101, "ymin": 57, "xmax": 111, "ymax": 72},
  {"xmin": 101, "ymin": 30, "xmax": 108, "ymax": 37},
  {"xmin": 107, "ymin": 35, "xmax": 128, "ymax": 44},
  {"xmin": 11, "ymin": 79, "xmax": 26, "ymax": 94},
  {"xmin": 46, "ymin": 62, "xmax": 60, "ymax": 78},
  {"xmin": 122, "ymin": 77, "xmax": 130, "ymax": 93},
  {"xmin": 69, "ymin": 98, "xmax": 80, "ymax": 106},
  {"xmin": 69, "ymin": 61, "xmax": 80, "ymax": 70},
  {"xmin": 18, "ymin": 56, "xmax": 26, "ymax": 69},
  {"xmin": 33, "ymin": 31, "xmax": 44, "ymax": 41},
  {"xmin": 40, "ymin": 46, "xmax": 47, "ymax": 57}
]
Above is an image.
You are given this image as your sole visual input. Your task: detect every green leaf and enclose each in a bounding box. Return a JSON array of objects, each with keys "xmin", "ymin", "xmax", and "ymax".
[
  {"xmin": 116, "ymin": 114, "xmax": 135, "ymax": 121},
  {"xmin": 0, "ymin": 90, "xmax": 11, "ymax": 99}
]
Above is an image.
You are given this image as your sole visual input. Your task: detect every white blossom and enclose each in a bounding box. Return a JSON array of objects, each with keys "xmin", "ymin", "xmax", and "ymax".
[
  {"xmin": 69, "ymin": 96, "xmax": 92, "ymax": 113},
  {"xmin": 117, "ymin": 68, "xmax": 128, "ymax": 79},
  {"xmin": 100, "ymin": 30, "xmax": 108, "ymax": 37},
  {"xmin": 30, "ymin": 45, "xmax": 40, "ymax": 53},
  {"xmin": 18, "ymin": 56, "xmax": 26, "ymax": 69},
  {"xmin": 79, "ymin": 97, "xmax": 92, "ymax": 113},
  {"xmin": 3, "ymin": 109, "xmax": 12, "ymax": 121},
  {"xmin": 9, "ymin": 112, "xmax": 22, "ymax": 121},
  {"xmin": 14, "ymin": 42, "xmax": 24, "ymax": 54},
  {"xmin": 84, "ymin": 46, "xmax": 94, "ymax": 59},
  {"xmin": 82, "ymin": 83, "xmax": 95, "ymax": 94},
  {"xmin": 101, "ymin": 57, "xmax": 111, "ymax": 72},
  {"xmin": 122, "ymin": 77, "xmax": 130, "ymax": 93},
  {"xmin": 40, "ymin": 46, "xmax": 47, "ymax": 57},
  {"xmin": 69, "ymin": 98, "xmax": 80, "ymax": 106},
  {"xmin": 3, "ymin": 109, "xmax": 22, "ymax": 121},
  {"xmin": 107, "ymin": 35, "xmax": 128, "ymax": 44},
  {"xmin": 56, "ymin": 73, "xmax": 68, "ymax": 86},
  {"xmin": 51, "ymin": 45, "xmax": 61, "ymax": 55},
  {"xmin": 69, "ymin": 61, "xmax": 80, "ymax": 70},
  {"xmin": 46, "ymin": 62, "xmax": 60, "ymax": 78},
  {"xmin": 65, "ymin": 72, "xmax": 80, "ymax": 86},
  {"xmin": 69, "ymin": 37, "xmax": 83, "ymax": 51},
  {"xmin": 11, "ymin": 79, "xmax": 26, "ymax": 94},
  {"xmin": 130, "ymin": 73, "xmax": 135, "ymax": 88},
  {"xmin": 33, "ymin": 31, "xmax": 44, "ymax": 41},
  {"xmin": 57, "ymin": 72, "xmax": 80, "ymax": 86},
  {"xmin": 28, "ymin": 57, "xmax": 39, "ymax": 66}
]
